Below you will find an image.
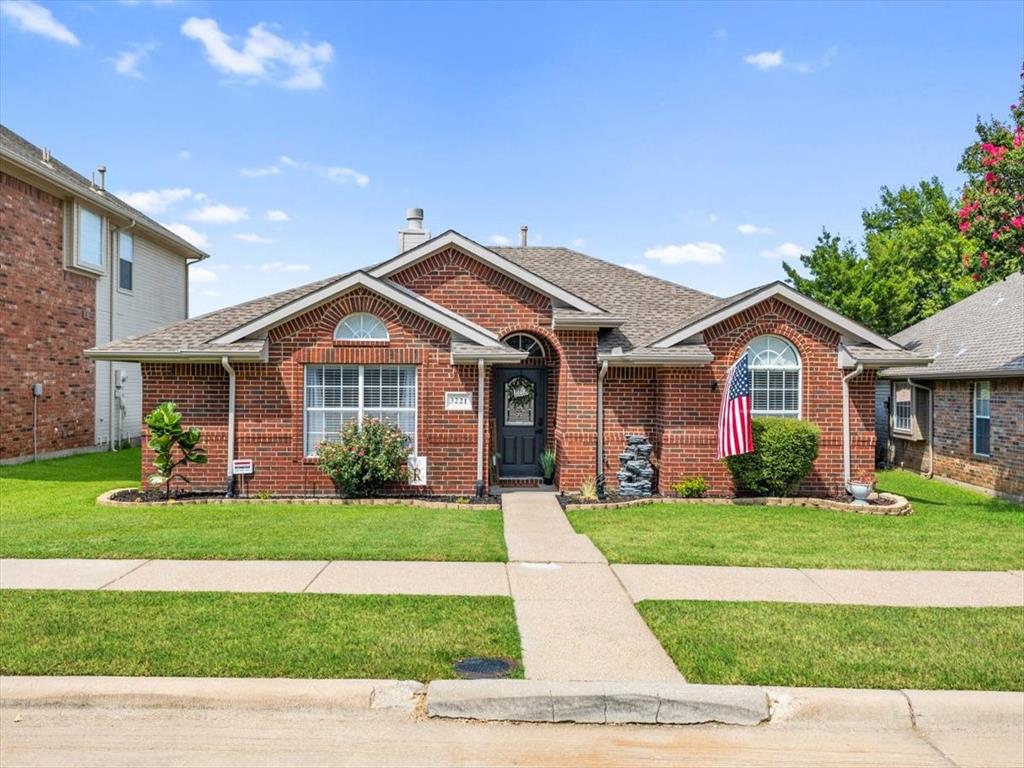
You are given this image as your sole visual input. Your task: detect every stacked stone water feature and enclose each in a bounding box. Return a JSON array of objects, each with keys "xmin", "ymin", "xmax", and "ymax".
[{"xmin": 616, "ymin": 435, "xmax": 654, "ymax": 496}]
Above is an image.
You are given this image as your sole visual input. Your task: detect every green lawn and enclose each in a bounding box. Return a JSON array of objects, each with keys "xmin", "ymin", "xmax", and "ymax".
[
  {"xmin": 568, "ymin": 471, "xmax": 1023, "ymax": 570},
  {"xmin": 639, "ymin": 600, "xmax": 1024, "ymax": 691},
  {"xmin": 0, "ymin": 590, "xmax": 522, "ymax": 680},
  {"xmin": 0, "ymin": 450, "xmax": 506, "ymax": 561}
]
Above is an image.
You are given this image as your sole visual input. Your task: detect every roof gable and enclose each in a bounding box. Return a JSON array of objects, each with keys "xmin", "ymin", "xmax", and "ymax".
[
  {"xmin": 651, "ymin": 281, "xmax": 902, "ymax": 351},
  {"xmin": 211, "ymin": 271, "xmax": 504, "ymax": 349},
  {"xmin": 368, "ymin": 231, "xmax": 606, "ymax": 314}
]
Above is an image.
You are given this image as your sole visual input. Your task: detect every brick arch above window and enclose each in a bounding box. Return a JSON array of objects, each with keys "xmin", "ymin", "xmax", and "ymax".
[{"xmin": 496, "ymin": 324, "xmax": 564, "ymax": 361}]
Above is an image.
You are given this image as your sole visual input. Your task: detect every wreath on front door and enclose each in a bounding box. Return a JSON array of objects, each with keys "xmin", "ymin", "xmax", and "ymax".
[{"xmin": 505, "ymin": 376, "xmax": 536, "ymax": 408}]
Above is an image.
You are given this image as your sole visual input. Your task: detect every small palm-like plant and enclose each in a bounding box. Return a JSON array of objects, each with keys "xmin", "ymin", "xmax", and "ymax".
[
  {"xmin": 145, "ymin": 402, "xmax": 208, "ymax": 501},
  {"xmin": 538, "ymin": 448, "xmax": 556, "ymax": 484}
]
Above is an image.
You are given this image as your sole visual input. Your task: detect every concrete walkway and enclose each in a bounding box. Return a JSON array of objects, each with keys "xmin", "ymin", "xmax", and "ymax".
[
  {"xmin": 500, "ymin": 493, "xmax": 682, "ymax": 682},
  {"xmin": 614, "ymin": 564, "xmax": 1024, "ymax": 608}
]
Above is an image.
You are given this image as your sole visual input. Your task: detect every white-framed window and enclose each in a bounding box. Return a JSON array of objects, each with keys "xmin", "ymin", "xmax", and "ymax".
[
  {"xmin": 117, "ymin": 230, "xmax": 134, "ymax": 291},
  {"xmin": 893, "ymin": 382, "xmax": 914, "ymax": 434},
  {"xmin": 334, "ymin": 313, "xmax": 389, "ymax": 341},
  {"xmin": 748, "ymin": 335, "xmax": 801, "ymax": 418},
  {"xmin": 973, "ymin": 381, "xmax": 991, "ymax": 457},
  {"xmin": 304, "ymin": 365, "xmax": 416, "ymax": 455},
  {"xmin": 505, "ymin": 333, "xmax": 545, "ymax": 357}
]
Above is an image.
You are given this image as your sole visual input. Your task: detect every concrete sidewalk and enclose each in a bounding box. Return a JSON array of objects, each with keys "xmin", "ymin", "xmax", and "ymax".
[{"xmin": 614, "ymin": 564, "xmax": 1024, "ymax": 607}]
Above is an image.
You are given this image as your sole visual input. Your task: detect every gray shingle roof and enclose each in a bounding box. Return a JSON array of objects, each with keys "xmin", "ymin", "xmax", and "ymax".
[
  {"xmin": 0, "ymin": 123, "xmax": 209, "ymax": 260},
  {"xmin": 492, "ymin": 246, "xmax": 721, "ymax": 353},
  {"xmin": 881, "ymin": 272, "xmax": 1024, "ymax": 379}
]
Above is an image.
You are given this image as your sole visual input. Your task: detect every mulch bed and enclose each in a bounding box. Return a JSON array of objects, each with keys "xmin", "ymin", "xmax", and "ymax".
[
  {"xmin": 557, "ymin": 493, "xmax": 667, "ymax": 509},
  {"xmin": 108, "ymin": 488, "xmax": 499, "ymax": 505}
]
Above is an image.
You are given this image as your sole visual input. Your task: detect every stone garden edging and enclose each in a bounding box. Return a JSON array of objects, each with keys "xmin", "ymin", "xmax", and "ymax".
[
  {"xmin": 96, "ymin": 489, "xmax": 500, "ymax": 511},
  {"xmin": 565, "ymin": 492, "xmax": 911, "ymax": 515}
]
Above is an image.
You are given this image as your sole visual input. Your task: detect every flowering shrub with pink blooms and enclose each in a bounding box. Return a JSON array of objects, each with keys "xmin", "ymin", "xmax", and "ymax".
[
  {"xmin": 316, "ymin": 418, "xmax": 411, "ymax": 497},
  {"xmin": 957, "ymin": 72, "xmax": 1024, "ymax": 282}
]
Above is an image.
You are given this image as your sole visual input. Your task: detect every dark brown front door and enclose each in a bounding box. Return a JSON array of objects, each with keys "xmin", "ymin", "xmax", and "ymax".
[{"xmin": 494, "ymin": 367, "xmax": 547, "ymax": 478}]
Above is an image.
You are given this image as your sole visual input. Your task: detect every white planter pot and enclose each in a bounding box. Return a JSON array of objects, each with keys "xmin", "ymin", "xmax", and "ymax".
[{"xmin": 849, "ymin": 482, "xmax": 872, "ymax": 506}]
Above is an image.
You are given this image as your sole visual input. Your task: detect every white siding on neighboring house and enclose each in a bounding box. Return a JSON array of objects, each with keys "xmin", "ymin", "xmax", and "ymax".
[{"xmin": 94, "ymin": 233, "xmax": 187, "ymax": 445}]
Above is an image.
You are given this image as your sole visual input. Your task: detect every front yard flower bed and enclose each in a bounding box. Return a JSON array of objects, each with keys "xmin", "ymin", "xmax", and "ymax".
[
  {"xmin": 101, "ymin": 488, "xmax": 500, "ymax": 510},
  {"xmin": 562, "ymin": 492, "xmax": 911, "ymax": 515}
]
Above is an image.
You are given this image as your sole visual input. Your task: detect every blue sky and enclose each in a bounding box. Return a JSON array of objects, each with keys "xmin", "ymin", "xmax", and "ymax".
[{"xmin": 1, "ymin": 0, "xmax": 1021, "ymax": 316}]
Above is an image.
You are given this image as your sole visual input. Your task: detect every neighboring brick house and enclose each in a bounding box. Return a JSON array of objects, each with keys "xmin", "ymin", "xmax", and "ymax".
[
  {"xmin": 879, "ymin": 273, "xmax": 1024, "ymax": 501},
  {"xmin": 88, "ymin": 209, "xmax": 929, "ymax": 497},
  {"xmin": 0, "ymin": 124, "xmax": 209, "ymax": 462}
]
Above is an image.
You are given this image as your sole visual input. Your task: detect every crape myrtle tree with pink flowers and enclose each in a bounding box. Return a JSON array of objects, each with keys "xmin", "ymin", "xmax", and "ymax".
[
  {"xmin": 957, "ymin": 72, "xmax": 1024, "ymax": 283},
  {"xmin": 786, "ymin": 69, "xmax": 1023, "ymax": 335}
]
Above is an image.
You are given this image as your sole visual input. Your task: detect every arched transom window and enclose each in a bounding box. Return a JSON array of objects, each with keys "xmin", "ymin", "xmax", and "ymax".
[
  {"xmin": 505, "ymin": 333, "xmax": 544, "ymax": 357},
  {"xmin": 335, "ymin": 313, "xmax": 389, "ymax": 341},
  {"xmin": 747, "ymin": 335, "xmax": 801, "ymax": 418}
]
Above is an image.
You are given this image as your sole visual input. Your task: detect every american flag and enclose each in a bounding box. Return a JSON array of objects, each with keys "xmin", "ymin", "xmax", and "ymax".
[{"xmin": 716, "ymin": 354, "xmax": 754, "ymax": 459}]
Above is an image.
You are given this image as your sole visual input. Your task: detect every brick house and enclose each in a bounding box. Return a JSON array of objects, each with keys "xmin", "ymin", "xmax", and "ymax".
[
  {"xmin": 879, "ymin": 273, "xmax": 1023, "ymax": 501},
  {"xmin": 87, "ymin": 209, "xmax": 929, "ymax": 497},
  {"xmin": 0, "ymin": 124, "xmax": 209, "ymax": 462}
]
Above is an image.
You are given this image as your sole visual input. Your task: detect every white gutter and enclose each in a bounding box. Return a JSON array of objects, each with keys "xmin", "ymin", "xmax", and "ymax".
[
  {"xmin": 907, "ymin": 379, "xmax": 934, "ymax": 478},
  {"xmin": 476, "ymin": 359, "xmax": 485, "ymax": 496},
  {"xmin": 842, "ymin": 363, "xmax": 864, "ymax": 490},
  {"xmin": 221, "ymin": 356, "xmax": 236, "ymax": 497},
  {"xmin": 596, "ymin": 360, "xmax": 609, "ymax": 489}
]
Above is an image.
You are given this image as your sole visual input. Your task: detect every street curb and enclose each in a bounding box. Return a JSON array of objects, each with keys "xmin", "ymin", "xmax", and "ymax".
[
  {"xmin": 426, "ymin": 680, "xmax": 770, "ymax": 725},
  {"xmin": 0, "ymin": 676, "xmax": 425, "ymax": 712}
]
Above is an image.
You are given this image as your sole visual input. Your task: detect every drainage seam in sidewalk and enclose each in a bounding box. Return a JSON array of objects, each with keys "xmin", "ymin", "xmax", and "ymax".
[
  {"xmin": 98, "ymin": 559, "xmax": 151, "ymax": 590},
  {"xmin": 899, "ymin": 689, "xmax": 960, "ymax": 768},
  {"xmin": 796, "ymin": 569, "xmax": 841, "ymax": 603},
  {"xmin": 300, "ymin": 561, "xmax": 333, "ymax": 593}
]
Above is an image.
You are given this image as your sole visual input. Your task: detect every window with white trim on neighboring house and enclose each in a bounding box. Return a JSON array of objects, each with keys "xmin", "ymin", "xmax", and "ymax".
[
  {"xmin": 304, "ymin": 365, "xmax": 416, "ymax": 455},
  {"xmin": 893, "ymin": 382, "xmax": 913, "ymax": 434},
  {"xmin": 974, "ymin": 381, "xmax": 991, "ymax": 457},
  {"xmin": 118, "ymin": 230, "xmax": 134, "ymax": 291},
  {"xmin": 748, "ymin": 335, "xmax": 801, "ymax": 418},
  {"xmin": 77, "ymin": 204, "xmax": 103, "ymax": 269}
]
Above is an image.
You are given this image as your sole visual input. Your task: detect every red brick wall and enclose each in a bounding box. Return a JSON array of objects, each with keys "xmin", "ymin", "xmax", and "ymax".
[
  {"xmin": 142, "ymin": 289, "xmax": 484, "ymax": 495},
  {"xmin": 893, "ymin": 378, "xmax": 1023, "ymax": 499},
  {"xmin": 646, "ymin": 297, "xmax": 875, "ymax": 497},
  {"xmin": 0, "ymin": 172, "xmax": 95, "ymax": 460}
]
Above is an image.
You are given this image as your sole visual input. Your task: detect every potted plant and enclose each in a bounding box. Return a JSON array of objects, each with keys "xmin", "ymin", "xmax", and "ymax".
[
  {"xmin": 848, "ymin": 480, "xmax": 873, "ymax": 506},
  {"xmin": 538, "ymin": 448, "xmax": 556, "ymax": 486}
]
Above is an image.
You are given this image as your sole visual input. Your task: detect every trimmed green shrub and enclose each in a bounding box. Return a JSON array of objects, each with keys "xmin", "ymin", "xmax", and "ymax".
[
  {"xmin": 538, "ymin": 449, "xmax": 556, "ymax": 483},
  {"xmin": 316, "ymin": 418, "xmax": 411, "ymax": 497},
  {"xmin": 725, "ymin": 417, "xmax": 820, "ymax": 497},
  {"xmin": 672, "ymin": 476, "xmax": 709, "ymax": 498}
]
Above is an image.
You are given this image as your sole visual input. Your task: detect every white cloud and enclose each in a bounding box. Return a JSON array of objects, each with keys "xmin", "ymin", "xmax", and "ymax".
[
  {"xmin": 257, "ymin": 261, "xmax": 310, "ymax": 273},
  {"xmin": 266, "ymin": 209, "xmax": 290, "ymax": 222},
  {"xmin": 489, "ymin": 234, "xmax": 510, "ymax": 246},
  {"xmin": 189, "ymin": 264, "xmax": 219, "ymax": 283},
  {"xmin": 187, "ymin": 204, "xmax": 248, "ymax": 224},
  {"xmin": 760, "ymin": 242, "xmax": 806, "ymax": 260},
  {"xmin": 240, "ymin": 164, "xmax": 280, "ymax": 177},
  {"xmin": 623, "ymin": 262, "xmax": 654, "ymax": 276},
  {"xmin": 168, "ymin": 223, "xmax": 209, "ymax": 249},
  {"xmin": 178, "ymin": 149, "xmax": 191, "ymax": 160},
  {"xmin": 714, "ymin": 27, "xmax": 727, "ymax": 41},
  {"xmin": 708, "ymin": 213, "xmax": 719, "ymax": 223},
  {"xmin": 644, "ymin": 242, "xmax": 725, "ymax": 265},
  {"xmin": 744, "ymin": 50, "xmax": 784, "ymax": 70},
  {"xmin": 326, "ymin": 166, "xmax": 370, "ymax": 187},
  {"xmin": 737, "ymin": 223, "xmax": 773, "ymax": 235},
  {"xmin": 793, "ymin": 46, "xmax": 839, "ymax": 75},
  {"xmin": 571, "ymin": 238, "xmax": 587, "ymax": 249},
  {"xmin": 0, "ymin": 0, "xmax": 78, "ymax": 45},
  {"xmin": 116, "ymin": 187, "xmax": 195, "ymax": 214},
  {"xmin": 180, "ymin": 17, "xmax": 333, "ymax": 90},
  {"xmin": 233, "ymin": 233, "xmax": 274, "ymax": 244},
  {"xmin": 110, "ymin": 43, "xmax": 157, "ymax": 79}
]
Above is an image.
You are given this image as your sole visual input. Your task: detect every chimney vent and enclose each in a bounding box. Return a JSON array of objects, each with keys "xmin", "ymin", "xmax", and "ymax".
[
  {"xmin": 520, "ymin": 225, "xmax": 528, "ymax": 247},
  {"xmin": 398, "ymin": 207, "xmax": 430, "ymax": 252},
  {"xmin": 41, "ymin": 147, "xmax": 51, "ymax": 165},
  {"xmin": 96, "ymin": 165, "xmax": 107, "ymax": 192}
]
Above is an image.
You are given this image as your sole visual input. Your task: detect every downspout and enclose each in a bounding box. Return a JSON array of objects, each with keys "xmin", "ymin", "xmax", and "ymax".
[
  {"xmin": 221, "ymin": 356, "xmax": 237, "ymax": 497},
  {"xmin": 476, "ymin": 358, "xmax": 485, "ymax": 497},
  {"xmin": 842, "ymin": 363, "xmax": 864, "ymax": 491},
  {"xmin": 907, "ymin": 379, "xmax": 934, "ymax": 478},
  {"xmin": 108, "ymin": 220, "xmax": 135, "ymax": 451},
  {"xmin": 596, "ymin": 360, "xmax": 609, "ymax": 498}
]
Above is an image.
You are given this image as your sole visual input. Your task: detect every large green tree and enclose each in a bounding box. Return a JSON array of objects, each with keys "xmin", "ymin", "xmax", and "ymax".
[{"xmin": 784, "ymin": 179, "xmax": 976, "ymax": 336}]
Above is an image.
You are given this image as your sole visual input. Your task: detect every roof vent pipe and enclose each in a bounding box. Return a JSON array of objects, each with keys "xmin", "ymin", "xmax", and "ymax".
[
  {"xmin": 520, "ymin": 225, "xmax": 528, "ymax": 247},
  {"xmin": 398, "ymin": 207, "xmax": 430, "ymax": 252},
  {"xmin": 97, "ymin": 165, "xmax": 106, "ymax": 192}
]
